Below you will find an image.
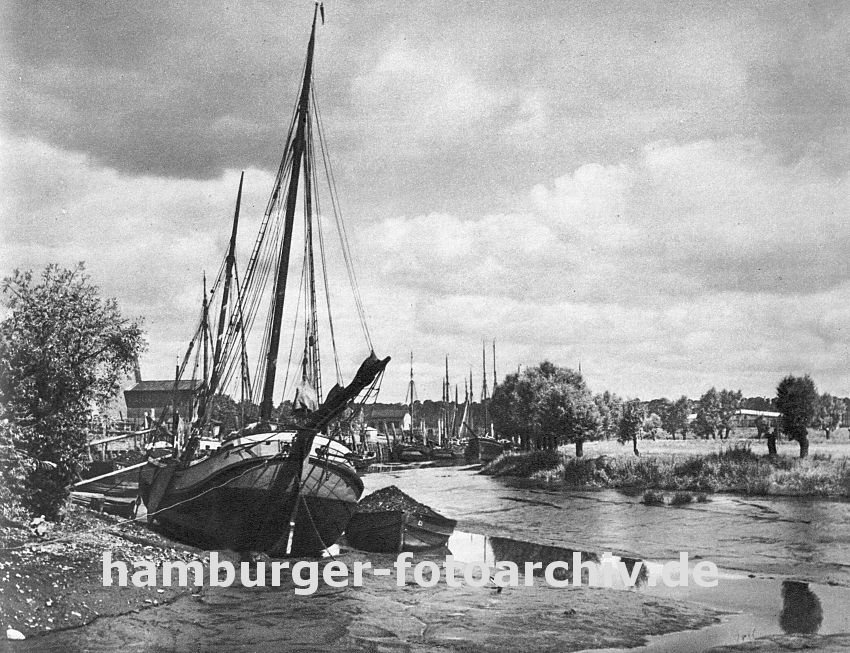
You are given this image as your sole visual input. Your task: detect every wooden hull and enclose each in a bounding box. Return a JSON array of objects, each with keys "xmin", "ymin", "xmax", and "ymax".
[
  {"xmin": 430, "ymin": 447, "xmax": 455, "ymax": 460},
  {"xmin": 139, "ymin": 432, "xmax": 363, "ymax": 555},
  {"xmin": 71, "ymin": 491, "xmax": 139, "ymax": 518},
  {"xmin": 392, "ymin": 444, "xmax": 431, "ymax": 463},
  {"xmin": 464, "ymin": 436, "xmax": 504, "ymax": 463},
  {"xmin": 478, "ymin": 437, "xmax": 505, "ymax": 463},
  {"xmin": 345, "ymin": 510, "xmax": 457, "ymax": 553},
  {"xmin": 75, "ymin": 467, "xmax": 140, "ymax": 499}
]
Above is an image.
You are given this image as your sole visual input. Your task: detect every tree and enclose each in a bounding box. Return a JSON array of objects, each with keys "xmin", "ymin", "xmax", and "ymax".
[
  {"xmin": 491, "ymin": 362, "xmax": 600, "ymax": 454},
  {"xmin": 535, "ymin": 381, "xmax": 600, "ymax": 456},
  {"xmin": 754, "ymin": 415, "xmax": 770, "ymax": 439},
  {"xmin": 775, "ymin": 375, "xmax": 817, "ymax": 459},
  {"xmin": 664, "ymin": 395, "xmax": 691, "ymax": 440},
  {"xmin": 0, "ymin": 264, "xmax": 145, "ymax": 519},
  {"xmin": 646, "ymin": 398, "xmax": 672, "ymax": 432},
  {"xmin": 643, "ymin": 412, "xmax": 663, "ymax": 440},
  {"xmin": 694, "ymin": 388, "xmax": 722, "ymax": 439},
  {"xmin": 814, "ymin": 393, "xmax": 842, "ymax": 440},
  {"xmin": 718, "ymin": 389, "xmax": 743, "ymax": 439},
  {"xmin": 618, "ymin": 399, "xmax": 644, "ymax": 456},
  {"xmin": 742, "ymin": 396, "xmax": 775, "ymax": 411},
  {"xmin": 594, "ymin": 391, "xmax": 623, "ymax": 441},
  {"xmin": 491, "ymin": 370, "xmax": 537, "ymax": 450}
]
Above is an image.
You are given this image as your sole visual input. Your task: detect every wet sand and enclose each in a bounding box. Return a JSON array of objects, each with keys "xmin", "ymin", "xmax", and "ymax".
[
  {"xmin": 0, "ymin": 507, "xmax": 200, "ymax": 639},
  {"xmin": 4, "ymin": 547, "xmax": 719, "ymax": 652}
]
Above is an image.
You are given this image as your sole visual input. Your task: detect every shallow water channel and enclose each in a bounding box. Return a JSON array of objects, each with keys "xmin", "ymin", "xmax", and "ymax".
[
  {"xmin": 16, "ymin": 464, "xmax": 850, "ymax": 651},
  {"xmin": 364, "ymin": 464, "xmax": 850, "ymax": 650}
]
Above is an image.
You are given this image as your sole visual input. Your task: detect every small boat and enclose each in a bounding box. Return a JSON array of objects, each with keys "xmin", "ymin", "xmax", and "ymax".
[
  {"xmin": 463, "ymin": 342, "xmax": 505, "ymax": 463},
  {"xmin": 476, "ymin": 436, "xmax": 505, "ymax": 463},
  {"xmin": 74, "ymin": 461, "xmax": 145, "ymax": 500},
  {"xmin": 346, "ymin": 450, "xmax": 377, "ymax": 471},
  {"xmin": 391, "ymin": 442, "xmax": 431, "ymax": 462},
  {"xmin": 345, "ymin": 510, "xmax": 457, "ymax": 553},
  {"xmin": 429, "ymin": 446, "xmax": 455, "ymax": 460},
  {"xmin": 344, "ymin": 486, "xmax": 456, "ymax": 553}
]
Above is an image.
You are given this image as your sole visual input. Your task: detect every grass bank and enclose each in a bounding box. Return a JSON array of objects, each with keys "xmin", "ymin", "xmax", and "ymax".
[{"xmin": 482, "ymin": 443, "xmax": 850, "ymax": 498}]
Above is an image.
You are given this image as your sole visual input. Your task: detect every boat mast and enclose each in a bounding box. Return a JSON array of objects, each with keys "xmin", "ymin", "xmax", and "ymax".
[
  {"xmin": 209, "ymin": 172, "xmax": 243, "ymax": 399},
  {"xmin": 481, "ymin": 340, "xmax": 489, "ymax": 437},
  {"xmin": 302, "ymin": 123, "xmax": 321, "ymax": 402},
  {"xmin": 492, "ymin": 339, "xmax": 497, "ymax": 394},
  {"xmin": 404, "ymin": 351, "xmax": 416, "ymax": 440},
  {"xmin": 259, "ymin": 7, "xmax": 319, "ymax": 422}
]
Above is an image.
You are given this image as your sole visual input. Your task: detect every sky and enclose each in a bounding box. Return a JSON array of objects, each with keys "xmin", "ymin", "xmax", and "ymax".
[{"xmin": 2, "ymin": 0, "xmax": 849, "ymax": 403}]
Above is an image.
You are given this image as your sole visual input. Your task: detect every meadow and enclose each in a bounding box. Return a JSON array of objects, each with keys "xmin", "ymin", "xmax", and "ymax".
[{"xmin": 482, "ymin": 429, "xmax": 850, "ymax": 498}]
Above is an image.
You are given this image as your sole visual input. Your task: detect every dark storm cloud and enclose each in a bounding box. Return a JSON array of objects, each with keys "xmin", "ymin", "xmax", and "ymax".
[
  {"xmin": 4, "ymin": 1, "xmax": 848, "ymax": 209},
  {"xmin": 3, "ymin": 1, "xmax": 850, "ymax": 398}
]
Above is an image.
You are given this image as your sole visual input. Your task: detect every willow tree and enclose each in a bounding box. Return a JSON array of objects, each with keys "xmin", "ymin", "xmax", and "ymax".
[
  {"xmin": 775, "ymin": 375, "xmax": 817, "ymax": 459},
  {"xmin": 619, "ymin": 399, "xmax": 644, "ymax": 456},
  {"xmin": 491, "ymin": 362, "xmax": 599, "ymax": 454}
]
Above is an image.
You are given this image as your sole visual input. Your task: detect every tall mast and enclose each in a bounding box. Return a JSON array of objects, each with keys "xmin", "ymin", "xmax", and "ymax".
[
  {"xmin": 202, "ymin": 273, "xmax": 209, "ymax": 393},
  {"xmin": 210, "ymin": 172, "xmax": 243, "ymax": 398},
  {"xmin": 482, "ymin": 340, "xmax": 489, "ymax": 435},
  {"xmin": 492, "ymin": 339, "xmax": 497, "ymax": 393},
  {"xmin": 481, "ymin": 340, "xmax": 488, "ymax": 402},
  {"xmin": 303, "ymin": 118, "xmax": 321, "ymax": 401},
  {"xmin": 259, "ymin": 6, "xmax": 319, "ymax": 422},
  {"xmin": 404, "ymin": 351, "xmax": 417, "ymax": 438}
]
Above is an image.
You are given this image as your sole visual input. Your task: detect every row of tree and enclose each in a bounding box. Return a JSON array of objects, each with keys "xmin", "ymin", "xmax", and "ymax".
[
  {"xmin": 490, "ymin": 362, "xmax": 842, "ymax": 460},
  {"xmin": 0, "ymin": 264, "xmax": 845, "ymax": 520}
]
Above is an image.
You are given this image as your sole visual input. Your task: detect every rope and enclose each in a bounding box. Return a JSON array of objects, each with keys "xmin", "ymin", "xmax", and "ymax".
[{"xmin": 311, "ymin": 84, "xmax": 373, "ymax": 351}]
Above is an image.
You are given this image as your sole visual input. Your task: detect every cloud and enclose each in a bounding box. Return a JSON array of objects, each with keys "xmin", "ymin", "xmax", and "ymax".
[
  {"xmin": 358, "ymin": 137, "xmax": 850, "ymax": 397},
  {"xmin": 3, "ymin": 2, "xmax": 849, "ymax": 400},
  {"xmin": 0, "ymin": 133, "xmax": 279, "ymax": 372}
]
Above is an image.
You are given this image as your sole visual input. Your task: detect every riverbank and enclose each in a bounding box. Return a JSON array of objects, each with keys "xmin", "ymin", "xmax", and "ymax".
[
  {"xmin": 0, "ymin": 503, "xmax": 201, "ymax": 640},
  {"xmin": 5, "ymin": 541, "xmax": 722, "ymax": 652},
  {"xmin": 482, "ymin": 438, "xmax": 850, "ymax": 499}
]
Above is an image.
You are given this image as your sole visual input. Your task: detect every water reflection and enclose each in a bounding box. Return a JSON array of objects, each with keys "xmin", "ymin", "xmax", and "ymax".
[
  {"xmin": 447, "ymin": 531, "xmax": 648, "ymax": 588},
  {"xmin": 779, "ymin": 580, "xmax": 823, "ymax": 634}
]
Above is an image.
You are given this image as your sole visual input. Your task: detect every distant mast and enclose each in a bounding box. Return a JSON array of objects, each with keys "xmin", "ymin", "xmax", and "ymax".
[
  {"xmin": 404, "ymin": 351, "xmax": 418, "ymax": 441},
  {"xmin": 492, "ymin": 339, "xmax": 497, "ymax": 393},
  {"xmin": 481, "ymin": 340, "xmax": 489, "ymax": 437}
]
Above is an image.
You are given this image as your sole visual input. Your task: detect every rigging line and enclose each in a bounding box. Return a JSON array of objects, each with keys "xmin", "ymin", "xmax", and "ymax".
[
  {"xmin": 311, "ymin": 85, "xmax": 372, "ymax": 350},
  {"xmin": 280, "ymin": 234, "xmax": 308, "ymax": 403},
  {"xmin": 308, "ymin": 116, "xmax": 343, "ymax": 386},
  {"xmin": 218, "ymin": 265, "xmax": 252, "ymax": 401},
  {"xmin": 301, "ymin": 122, "xmax": 322, "ymax": 401}
]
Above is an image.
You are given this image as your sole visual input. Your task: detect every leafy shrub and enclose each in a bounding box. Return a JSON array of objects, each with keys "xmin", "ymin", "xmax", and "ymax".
[
  {"xmin": 669, "ymin": 491, "xmax": 694, "ymax": 506},
  {"xmin": 642, "ymin": 490, "xmax": 665, "ymax": 505}
]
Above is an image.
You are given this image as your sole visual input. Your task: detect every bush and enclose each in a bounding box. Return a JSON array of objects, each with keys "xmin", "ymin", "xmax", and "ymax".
[
  {"xmin": 482, "ymin": 449, "xmax": 562, "ymax": 477},
  {"xmin": 0, "ymin": 422, "xmax": 27, "ymax": 522},
  {"xmin": 670, "ymin": 491, "xmax": 694, "ymax": 506},
  {"xmin": 642, "ymin": 490, "xmax": 665, "ymax": 505}
]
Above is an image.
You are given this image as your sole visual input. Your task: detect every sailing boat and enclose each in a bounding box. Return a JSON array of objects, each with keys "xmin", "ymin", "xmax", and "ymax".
[
  {"xmin": 392, "ymin": 353, "xmax": 431, "ymax": 462},
  {"xmin": 430, "ymin": 356, "xmax": 455, "ymax": 460},
  {"xmin": 464, "ymin": 341, "xmax": 504, "ymax": 464},
  {"xmin": 139, "ymin": 6, "xmax": 390, "ymax": 556}
]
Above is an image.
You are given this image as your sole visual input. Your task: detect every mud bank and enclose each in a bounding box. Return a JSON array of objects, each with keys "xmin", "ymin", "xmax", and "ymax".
[
  {"xmin": 0, "ymin": 505, "xmax": 200, "ymax": 640},
  {"xmin": 706, "ymin": 633, "xmax": 850, "ymax": 652},
  {"xmin": 5, "ymin": 547, "xmax": 720, "ymax": 652}
]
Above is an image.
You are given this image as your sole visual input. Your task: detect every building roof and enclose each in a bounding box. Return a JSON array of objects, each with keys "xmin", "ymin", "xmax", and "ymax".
[
  {"xmin": 364, "ymin": 405, "xmax": 409, "ymax": 421},
  {"xmin": 125, "ymin": 380, "xmax": 201, "ymax": 393},
  {"xmin": 737, "ymin": 408, "xmax": 781, "ymax": 418}
]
